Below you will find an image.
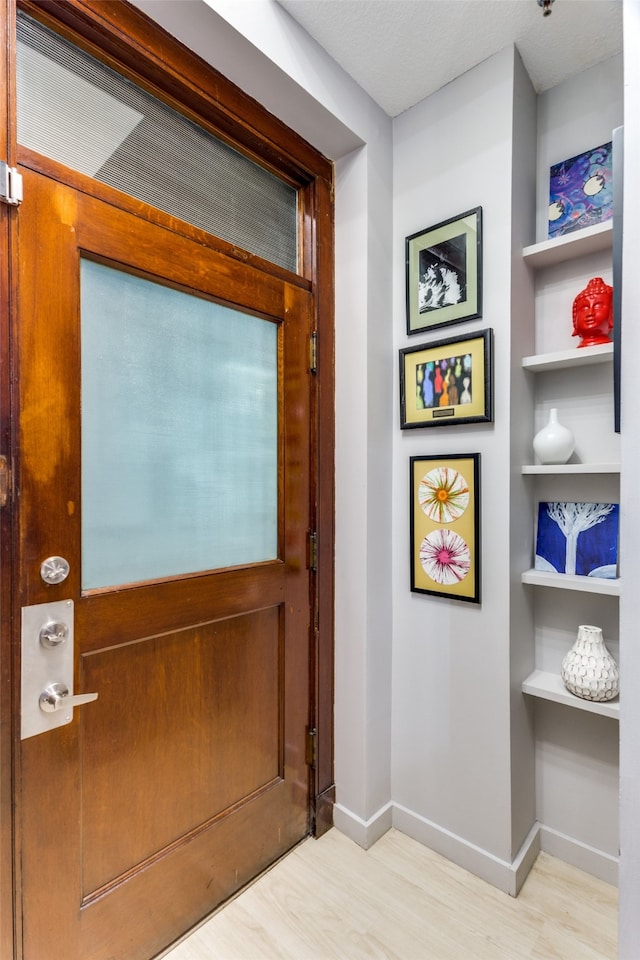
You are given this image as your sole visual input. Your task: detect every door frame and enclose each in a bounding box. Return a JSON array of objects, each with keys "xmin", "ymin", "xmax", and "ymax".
[{"xmin": 0, "ymin": 1, "xmax": 335, "ymax": 955}]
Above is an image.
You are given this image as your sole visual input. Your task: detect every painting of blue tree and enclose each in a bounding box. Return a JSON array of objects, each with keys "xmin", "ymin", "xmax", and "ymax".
[{"xmin": 535, "ymin": 502, "xmax": 619, "ymax": 579}]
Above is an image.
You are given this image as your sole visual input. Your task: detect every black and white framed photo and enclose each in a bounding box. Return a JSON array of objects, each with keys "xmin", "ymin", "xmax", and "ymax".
[{"xmin": 406, "ymin": 207, "xmax": 482, "ymax": 335}]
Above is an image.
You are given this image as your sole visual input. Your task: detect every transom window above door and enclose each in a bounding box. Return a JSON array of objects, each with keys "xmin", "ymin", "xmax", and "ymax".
[{"xmin": 16, "ymin": 10, "xmax": 299, "ymax": 273}]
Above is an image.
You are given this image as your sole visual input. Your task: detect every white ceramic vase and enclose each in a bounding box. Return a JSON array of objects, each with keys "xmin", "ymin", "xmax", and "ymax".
[
  {"xmin": 561, "ymin": 624, "xmax": 619, "ymax": 702},
  {"xmin": 533, "ymin": 408, "xmax": 574, "ymax": 464}
]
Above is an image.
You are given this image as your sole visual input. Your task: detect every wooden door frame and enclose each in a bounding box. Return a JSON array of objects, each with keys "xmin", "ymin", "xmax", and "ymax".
[
  {"xmin": 0, "ymin": 1, "xmax": 334, "ymax": 955},
  {"xmin": 0, "ymin": 1, "xmax": 18, "ymax": 956}
]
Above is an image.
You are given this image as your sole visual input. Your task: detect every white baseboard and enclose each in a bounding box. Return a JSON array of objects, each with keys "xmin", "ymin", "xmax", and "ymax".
[
  {"xmin": 332, "ymin": 803, "xmax": 618, "ymax": 892},
  {"xmin": 333, "ymin": 800, "xmax": 539, "ymax": 895},
  {"xmin": 332, "ymin": 800, "xmax": 393, "ymax": 850},
  {"xmin": 538, "ymin": 824, "xmax": 619, "ymax": 886},
  {"xmin": 392, "ymin": 803, "xmax": 540, "ymax": 897}
]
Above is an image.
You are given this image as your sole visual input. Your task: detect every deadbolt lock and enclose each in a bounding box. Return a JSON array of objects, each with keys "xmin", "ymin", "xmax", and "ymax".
[{"xmin": 39, "ymin": 621, "xmax": 69, "ymax": 648}]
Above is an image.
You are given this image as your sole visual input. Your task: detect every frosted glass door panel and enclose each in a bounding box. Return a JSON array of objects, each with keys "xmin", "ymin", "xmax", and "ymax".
[{"xmin": 81, "ymin": 259, "xmax": 278, "ymax": 590}]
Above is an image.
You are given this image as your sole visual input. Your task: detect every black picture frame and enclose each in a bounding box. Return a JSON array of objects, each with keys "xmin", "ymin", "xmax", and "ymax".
[
  {"xmin": 399, "ymin": 328, "xmax": 493, "ymax": 429},
  {"xmin": 405, "ymin": 207, "xmax": 482, "ymax": 335},
  {"xmin": 410, "ymin": 453, "xmax": 481, "ymax": 603}
]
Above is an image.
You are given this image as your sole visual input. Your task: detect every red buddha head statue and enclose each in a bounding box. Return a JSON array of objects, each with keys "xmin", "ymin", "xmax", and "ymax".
[{"xmin": 571, "ymin": 276, "xmax": 613, "ymax": 348}]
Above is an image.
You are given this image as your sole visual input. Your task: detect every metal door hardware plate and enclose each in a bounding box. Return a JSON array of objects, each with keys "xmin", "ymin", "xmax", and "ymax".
[{"xmin": 21, "ymin": 599, "xmax": 89, "ymax": 740}]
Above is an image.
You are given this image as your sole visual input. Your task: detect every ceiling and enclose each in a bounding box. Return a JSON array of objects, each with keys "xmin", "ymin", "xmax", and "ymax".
[{"xmin": 275, "ymin": 0, "xmax": 623, "ymax": 117}]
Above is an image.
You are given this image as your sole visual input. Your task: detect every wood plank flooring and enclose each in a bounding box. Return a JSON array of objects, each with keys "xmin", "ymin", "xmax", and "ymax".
[{"xmin": 159, "ymin": 827, "xmax": 617, "ymax": 960}]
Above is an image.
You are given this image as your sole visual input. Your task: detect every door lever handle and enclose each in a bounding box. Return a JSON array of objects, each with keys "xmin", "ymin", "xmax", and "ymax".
[{"xmin": 39, "ymin": 682, "xmax": 98, "ymax": 713}]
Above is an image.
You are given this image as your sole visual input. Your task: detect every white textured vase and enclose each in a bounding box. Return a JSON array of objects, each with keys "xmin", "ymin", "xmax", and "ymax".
[
  {"xmin": 533, "ymin": 408, "xmax": 575, "ymax": 464},
  {"xmin": 561, "ymin": 624, "xmax": 619, "ymax": 702}
]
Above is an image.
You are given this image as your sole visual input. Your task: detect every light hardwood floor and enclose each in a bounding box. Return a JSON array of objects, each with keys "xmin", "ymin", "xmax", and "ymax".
[{"xmin": 160, "ymin": 828, "xmax": 617, "ymax": 960}]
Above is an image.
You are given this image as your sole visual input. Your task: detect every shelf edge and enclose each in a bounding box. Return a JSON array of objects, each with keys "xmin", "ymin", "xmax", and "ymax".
[
  {"xmin": 522, "ymin": 669, "xmax": 619, "ymax": 719},
  {"xmin": 522, "ymin": 221, "xmax": 613, "ymax": 267},
  {"xmin": 521, "ymin": 569, "xmax": 621, "ymax": 595},
  {"xmin": 522, "ymin": 343, "xmax": 613, "ymax": 372},
  {"xmin": 522, "ymin": 463, "xmax": 620, "ymax": 475}
]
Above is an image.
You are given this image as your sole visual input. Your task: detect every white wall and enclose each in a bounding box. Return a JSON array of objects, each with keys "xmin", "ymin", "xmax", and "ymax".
[
  {"xmin": 391, "ymin": 46, "xmax": 537, "ymax": 894},
  {"xmin": 390, "ymin": 48, "xmax": 624, "ymax": 891},
  {"xmin": 619, "ymin": 0, "xmax": 640, "ymax": 955},
  {"xmin": 334, "ymin": 134, "xmax": 395, "ymax": 837}
]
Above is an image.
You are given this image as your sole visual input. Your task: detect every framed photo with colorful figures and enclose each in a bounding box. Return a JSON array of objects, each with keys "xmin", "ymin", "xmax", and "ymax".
[
  {"xmin": 410, "ymin": 453, "xmax": 480, "ymax": 603},
  {"xmin": 399, "ymin": 328, "xmax": 493, "ymax": 429}
]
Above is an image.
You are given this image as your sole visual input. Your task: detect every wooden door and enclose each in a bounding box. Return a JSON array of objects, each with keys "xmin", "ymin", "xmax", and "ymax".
[{"xmin": 16, "ymin": 166, "xmax": 314, "ymax": 960}]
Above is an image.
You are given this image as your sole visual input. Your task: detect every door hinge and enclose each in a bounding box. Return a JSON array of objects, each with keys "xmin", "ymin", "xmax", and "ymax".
[
  {"xmin": 0, "ymin": 456, "xmax": 10, "ymax": 507},
  {"xmin": 306, "ymin": 727, "xmax": 317, "ymax": 768},
  {"xmin": 309, "ymin": 531, "xmax": 318, "ymax": 571},
  {"xmin": 0, "ymin": 162, "xmax": 23, "ymax": 206},
  {"xmin": 310, "ymin": 331, "xmax": 318, "ymax": 374}
]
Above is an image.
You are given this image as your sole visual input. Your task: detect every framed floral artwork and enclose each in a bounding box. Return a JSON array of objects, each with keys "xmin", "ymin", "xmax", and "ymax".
[
  {"xmin": 405, "ymin": 207, "xmax": 482, "ymax": 335},
  {"xmin": 410, "ymin": 453, "xmax": 480, "ymax": 602},
  {"xmin": 399, "ymin": 328, "xmax": 493, "ymax": 429}
]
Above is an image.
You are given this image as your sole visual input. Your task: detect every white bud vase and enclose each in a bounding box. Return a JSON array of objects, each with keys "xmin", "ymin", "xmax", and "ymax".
[
  {"xmin": 561, "ymin": 624, "xmax": 619, "ymax": 702},
  {"xmin": 533, "ymin": 408, "xmax": 574, "ymax": 464}
]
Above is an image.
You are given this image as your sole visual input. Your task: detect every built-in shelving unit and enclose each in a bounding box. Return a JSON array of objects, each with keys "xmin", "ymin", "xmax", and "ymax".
[
  {"xmin": 521, "ymin": 214, "xmax": 620, "ymax": 738},
  {"xmin": 513, "ymin": 58, "xmax": 623, "ymax": 885}
]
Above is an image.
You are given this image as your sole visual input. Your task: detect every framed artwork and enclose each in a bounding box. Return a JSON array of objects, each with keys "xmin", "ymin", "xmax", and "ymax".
[
  {"xmin": 535, "ymin": 501, "xmax": 619, "ymax": 579},
  {"xmin": 548, "ymin": 141, "xmax": 613, "ymax": 239},
  {"xmin": 410, "ymin": 453, "xmax": 480, "ymax": 603},
  {"xmin": 399, "ymin": 328, "xmax": 493, "ymax": 429},
  {"xmin": 405, "ymin": 207, "xmax": 482, "ymax": 335}
]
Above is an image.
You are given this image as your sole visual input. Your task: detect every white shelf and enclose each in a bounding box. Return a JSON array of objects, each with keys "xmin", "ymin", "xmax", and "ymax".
[
  {"xmin": 522, "ymin": 221, "xmax": 613, "ymax": 269},
  {"xmin": 521, "ymin": 569, "xmax": 621, "ymax": 595},
  {"xmin": 522, "ymin": 670, "xmax": 619, "ymax": 719},
  {"xmin": 522, "ymin": 342, "xmax": 613, "ymax": 372},
  {"xmin": 522, "ymin": 463, "xmax": 620, "ymax": 475}
]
